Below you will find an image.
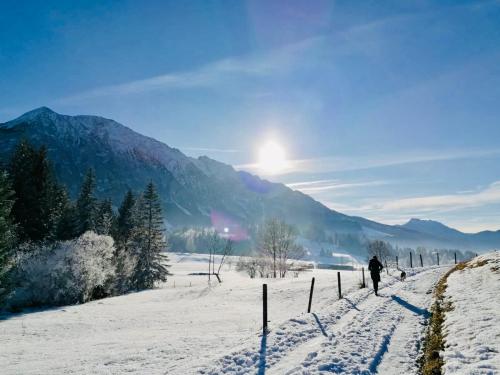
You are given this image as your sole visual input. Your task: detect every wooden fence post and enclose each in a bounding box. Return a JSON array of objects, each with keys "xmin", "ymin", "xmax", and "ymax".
[
  {"xmin": 307, "ymin": 277, "xmax": 315, "ymax": 313},
  {"xmin": 263, "ymin": 284, "xmax": 268, "ymax": 335},
  {"xmin": 361, "ymin": 267, "xmax": 366, "ymax": 288},
  {"xmin": 337, "ymin": 272, "xmax": 342, "ymax": 299},
  {"xmin": 396, "ymin": 255, "xmax": 399, "ymax": 268},
  {"xmin": 437, "ymin": 253, "xmax": 440, "ymax": 266},
  {"xmin": 454, "ymin": 252, "xmax": 457, "ymax": 264},
  {"xmin": 410, "ymin": 252, "xmax": 413, "ymax": 268},
  {"xmin": 420, "ymin": 254, "xmax": 423, "ymax": 268}
]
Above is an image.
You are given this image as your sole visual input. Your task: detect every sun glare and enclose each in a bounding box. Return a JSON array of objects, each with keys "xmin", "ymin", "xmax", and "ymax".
[{"xmin": 258, "ymin": 141, "xmax": 288, "ymax": 174}]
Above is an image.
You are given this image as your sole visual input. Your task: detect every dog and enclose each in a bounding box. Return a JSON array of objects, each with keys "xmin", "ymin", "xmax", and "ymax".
[{"xmin": 400, "ymin": 270, "xmax": 407, "ymax": 281}]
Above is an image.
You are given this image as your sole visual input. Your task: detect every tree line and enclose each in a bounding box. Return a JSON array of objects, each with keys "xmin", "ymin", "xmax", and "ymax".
[
  {"xmin": 0, "ymin": 140, "xmax": 170, "ymax": 308},
  {"xmin": 367, "ymin": 239, "xmax": 476, "ymax": 267}
]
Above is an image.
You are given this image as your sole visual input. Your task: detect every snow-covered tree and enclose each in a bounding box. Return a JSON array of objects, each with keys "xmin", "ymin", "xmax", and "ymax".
[
  {"xmin": 95, "ymin": 198, "xmax": 115, "ymax": 236},
  {"xmin": 367, "ymin": 240, "xmax": 393, "ymax": 263},
  {"xmin": 129, "ymin": 182, "xmax": 170, "ymax": 290},
  {"xmin": 10, "ymin": 232, "xmax": 116, "ymax": 307},
  {"xmin": 258, "ymin": 218, "xmax": 303, "ymax": 278}
]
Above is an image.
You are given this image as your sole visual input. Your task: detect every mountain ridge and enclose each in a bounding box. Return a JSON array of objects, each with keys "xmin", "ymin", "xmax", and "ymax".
[{"xmin": 1, "ymin": 107, "xmax": 499, "ymax": 252}]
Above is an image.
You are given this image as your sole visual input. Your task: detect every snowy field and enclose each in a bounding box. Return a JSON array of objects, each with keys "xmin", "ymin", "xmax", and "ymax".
[
  {"xmin": 1, "ymin": 253, "xmax": 447, "ymax": 374},
  {"xmin": 442, "ymin": 251, "xmax": 500, "ymax": 375}
]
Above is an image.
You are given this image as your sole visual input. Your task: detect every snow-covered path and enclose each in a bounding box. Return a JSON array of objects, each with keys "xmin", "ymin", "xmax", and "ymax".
[{"xmin": 201, "ymin": 267, "xmax": 445, "ymax": 374}]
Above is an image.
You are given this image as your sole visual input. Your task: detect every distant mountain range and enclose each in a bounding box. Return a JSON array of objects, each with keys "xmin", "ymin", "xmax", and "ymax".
[{"xmin": 1, "ymin": 107, "xmax": 498, "ymax": 253}]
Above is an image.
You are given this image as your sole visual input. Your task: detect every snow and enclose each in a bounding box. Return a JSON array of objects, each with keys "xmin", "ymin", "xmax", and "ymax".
[
  {"xmin": 0, "ymin": 253, "xmax": 363, "ymax": 374},
  {"xmin": 0, "ymin": 253, "xmax": 450, "ymax": 374},
  {"xmin": 201, "ymin": 266, "xmax": 444, "ymax": 374},
  {"xmin": 442, "ymin": 251, "xmax": 500, "ymax": 375}
]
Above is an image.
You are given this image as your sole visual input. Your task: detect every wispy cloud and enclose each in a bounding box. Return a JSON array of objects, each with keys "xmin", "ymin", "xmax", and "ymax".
[
  {"xmin": 368, "ymin": 181, "xmax": 500, "ymax": 214},
  {"xmin": 286, "ymin": 179, "xmax": 388, "ymax": 193},
  {"xmin": 55, "ymin": 36, "xmax": 323, "ymax": 105},
  {"xmin": 237, "ymin": 148, "xmax": 500, "ymax": 175},
  {"xmin": 181, "ymin": 147, "xmax": 240, "ymax": 154},
  {"xmin": 327, "ymin": 181, "xmax": 500, "ymax": 221},
  {"xmin": 286, "ymin": 179, "xmax": 335, "ymax": 188}
]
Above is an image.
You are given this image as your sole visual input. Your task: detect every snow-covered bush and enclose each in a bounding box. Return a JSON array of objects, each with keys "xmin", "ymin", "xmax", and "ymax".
[
  {"xmin": 236, "ymin": 255, "xmax": 272, "ymax": 278},
  {"xmin": 237, "ymin": 256, "xmax": 257, "ymax": 278},
  {"xmin": 9, "ymin": 231, "xmax": 116, "ymax": 308},
  {"xmin": 113, "ymin": 247, "xmax": 137, "ymax": 294}
]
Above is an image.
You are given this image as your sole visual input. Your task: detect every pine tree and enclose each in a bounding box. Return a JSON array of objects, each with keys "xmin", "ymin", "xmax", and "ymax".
[
  {"xmin": 95, "ymin": 199, "xmax": 115, "ymax": 236},
  {"xmin": 112, "ymin": 190, "xmax": 137, "ymax": 294},
  {"xmin": 129, "ymin": 182, "xmax": 170, "ymax": 290},
  {"xmin": 0, "ymin": 171, "xmax": 16, "ymax": 302},
  {"xmin": 9, "ymin": 140, "xmax": 37, "ymax": 241},
  {"xmin": 9, "ymin": 140, "xmax": 65, "ymax": 242},
  {"xmin": 56, "ymin": 200, "xmax": 79, "ymax": 241},
  {"xmin": 76, "ymin": 168, "xmax": 97, "ymax": 235},
  {"xmin": 115, "ymin": 190, "xmax": 136, "ymax": 244}
]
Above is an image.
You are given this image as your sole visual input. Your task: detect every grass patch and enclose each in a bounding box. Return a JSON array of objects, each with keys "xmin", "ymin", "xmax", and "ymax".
[
  {"xmin": 418, "ymin": 257, "xmax": 494, "ymax": 374},
  {"xmin": 418, "ymin": 264, "xmax": 461, "ymax": 375},
  {"xmin": 471, "ymin": 259, "xmax": 489, "ymax": 268}
]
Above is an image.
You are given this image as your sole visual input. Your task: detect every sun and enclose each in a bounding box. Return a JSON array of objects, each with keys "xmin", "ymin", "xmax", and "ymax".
[{"xmin": 258, "ymin": 141, "xmax": 288, "ymax": 174}]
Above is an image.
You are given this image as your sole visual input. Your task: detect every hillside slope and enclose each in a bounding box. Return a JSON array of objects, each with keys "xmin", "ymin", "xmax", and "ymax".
[
  {"xmin": 0, "ymin": 108, "xmax": 359, "ymax": 237},
  {"xmin": 442, "ymin": 252, "xmax": 500, "ymax": 374}
]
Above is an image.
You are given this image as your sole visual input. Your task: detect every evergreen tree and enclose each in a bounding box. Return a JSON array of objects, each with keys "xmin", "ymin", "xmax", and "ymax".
[
  {"xmin": 0, "ymin": 171, "xmax": 16, "ymax": 302},
  {"xmin": 76, "ymin": 168, "xmax": 97, "ymax": 235},
  {"xmin": 112, "ymin": 190, "xmax": 136, "ymax": 293},
  {"xmin": 95, "ymin": 198, "xmax": 115, "ymax": 236},
  {"xmin": 56, "ymin": 199, "xmax": 79, "ymax": 241},
  {"xmin": 129, "ymin": 182, "xmax": 170, "ymax": 290},
  {"xmin": 9, "ymin": 140, "xmax": 65, "ymax": 242},
  {"xmin": 115, "ymin": 190, "xmax": 136, "ymax": 244}
]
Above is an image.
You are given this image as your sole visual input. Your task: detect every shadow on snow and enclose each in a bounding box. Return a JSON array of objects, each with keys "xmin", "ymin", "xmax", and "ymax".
[{"xmin": 390, "ymin": 295, "xmax": 430, "ymax": 318}]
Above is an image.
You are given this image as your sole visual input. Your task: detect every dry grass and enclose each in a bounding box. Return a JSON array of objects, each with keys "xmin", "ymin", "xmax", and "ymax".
[
  {"xmin": 419, "ymin": 257, "xmax": 494, "ymax": 374},
  {"xmin": 471, "ymin": 259, "xmax": 489, "ymax": 268},
  {"xmin": 418, "ymin": 265, "xmax": 460, "ymax": 375}
]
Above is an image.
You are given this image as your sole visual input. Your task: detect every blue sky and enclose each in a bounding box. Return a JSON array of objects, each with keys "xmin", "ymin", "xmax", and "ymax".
[{"xmin": 1, "ymin": 0, "xmax": 500, "ymax": 232}]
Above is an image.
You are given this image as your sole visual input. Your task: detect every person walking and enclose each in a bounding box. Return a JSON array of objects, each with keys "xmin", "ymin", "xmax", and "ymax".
[{"xmin": 368, "ymin": 255, "xmax": 384, "ymax": 296}]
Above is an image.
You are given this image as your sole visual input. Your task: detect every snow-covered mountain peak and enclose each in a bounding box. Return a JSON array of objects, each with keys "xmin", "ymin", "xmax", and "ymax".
[{"xmin": 1, "ymin": 106, "xmax": 57, "ymax": 128}]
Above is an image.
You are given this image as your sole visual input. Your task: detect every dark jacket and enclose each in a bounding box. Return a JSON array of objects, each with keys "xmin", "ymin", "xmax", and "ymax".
[{"xmin": 368, "ymin": 258, "xmax": 384, "ymax": 278}]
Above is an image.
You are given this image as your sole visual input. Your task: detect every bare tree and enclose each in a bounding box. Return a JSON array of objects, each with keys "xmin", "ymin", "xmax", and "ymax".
[
  {"xmin": 207, "ymin": 231, "xmax": 221, "ymax": 282},
  {"xmin": 367, "ymin": 240, "xmax": 392, "ymax": 263},
  {"xmin": 215, "ymin": 239, "xmax": 233, "ymax": 281},
  {"xmin": 258, "ymin": 218, "xmax": 303, "ymax": 278},
  {"xmin": 208, "ymin": 232, "xmax": 233, "ymax": 282}
]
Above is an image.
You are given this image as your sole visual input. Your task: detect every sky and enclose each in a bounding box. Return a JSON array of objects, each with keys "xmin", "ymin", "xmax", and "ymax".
[{"xmin": 1, "ymin": 0, "xmax": 500, "ymax": 232}]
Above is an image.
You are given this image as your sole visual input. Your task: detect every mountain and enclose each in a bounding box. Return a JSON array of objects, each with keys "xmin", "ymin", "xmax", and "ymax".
[
  {"xmin": 400, "ymin": 218, "xmax": 500, "ymax": 251},
  {"xmin": 1, "ymin": 107, "xmax": 499, "ymax": 253},
  {"xmin": 401, "ymin": 218, "xmax": 466, "ymax": 241},
  {"xmin": 0, "ymin": 107, "xmax": 361, "ymax": 248}
]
